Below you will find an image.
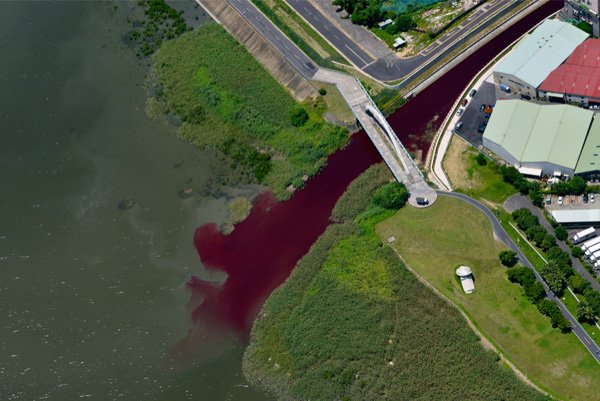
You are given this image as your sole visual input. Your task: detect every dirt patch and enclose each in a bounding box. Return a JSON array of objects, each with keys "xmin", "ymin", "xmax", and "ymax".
[{"xmin": 443, "ymin": 134, "xmax": 480, "ymax": 191}]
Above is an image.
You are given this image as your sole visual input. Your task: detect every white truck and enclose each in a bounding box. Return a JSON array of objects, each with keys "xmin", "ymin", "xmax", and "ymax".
[
  {"xmin": 582, "ymin": 236, "xmax": 600, "ymax": 252},
  {"xmin": 572, "ymin": 227, "xmax": 597, "ymax": 244},
  {"xmin": 586, "ymin": 242, "xmax": 600, "ymax": 258}
]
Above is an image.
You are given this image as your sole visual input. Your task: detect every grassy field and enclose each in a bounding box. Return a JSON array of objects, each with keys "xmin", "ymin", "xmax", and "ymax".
[
  {"xmin": 443, "ymin": 135, "xmax": 516, "ymax": 203},
  {"xmin": 153, "ymin": 23, "xmax": 349, "ymax": 199},
  {"xmin": 243, "ymin": 165, "xmax": 550, "ymax": 401},
  {"xmin": 376, "ymin": 195, "xmax": 600, "ymax": 400},
  {"xmin": 310, "ymin": 82, "xmax": 355, "ymax": 123}
]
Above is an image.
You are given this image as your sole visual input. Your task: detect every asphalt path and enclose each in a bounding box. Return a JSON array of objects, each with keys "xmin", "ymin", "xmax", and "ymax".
[
  {"xmin": 228, "ymin": 0, "xmax": 319, "ymax": 78},
  {"xmin": 285, "ymin": 0, "xmax": 521, "ymax": 83},
  {"xmin": 439, "ymin": 191, "xmax": 600, "ymax": 364}
]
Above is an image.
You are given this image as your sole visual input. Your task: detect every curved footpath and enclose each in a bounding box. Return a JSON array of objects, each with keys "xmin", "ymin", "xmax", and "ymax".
[{"xmin": 439, "ymin": 191, "xmax": 600, "ymax": 364}]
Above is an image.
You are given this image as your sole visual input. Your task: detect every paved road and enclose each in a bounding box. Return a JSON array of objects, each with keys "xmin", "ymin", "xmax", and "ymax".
[
  {"xmin": 286, "ymin": 0, "xmax": 523, "ymax": 83},
  {"xmin": 439, "ymin": 191, "xmax": 600, "ymax": 364},
  {"xmin": 228, "ymin": 0, "xmax": 319, "ymax": 78},
  {"xmin": 504, "ymin": 193, "xmax": 600, "ymax": 294}
]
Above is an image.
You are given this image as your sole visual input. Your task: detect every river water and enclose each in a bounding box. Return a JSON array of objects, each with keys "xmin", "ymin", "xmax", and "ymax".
[{"xmin": 0, "ymin": 0, "xmax": 561, "ymax": 400}]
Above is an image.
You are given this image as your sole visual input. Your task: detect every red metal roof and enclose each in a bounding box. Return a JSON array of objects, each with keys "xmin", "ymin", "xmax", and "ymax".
[{"xmin": 539, "ymin": 39, "xmax": 600, "ymax": 98}]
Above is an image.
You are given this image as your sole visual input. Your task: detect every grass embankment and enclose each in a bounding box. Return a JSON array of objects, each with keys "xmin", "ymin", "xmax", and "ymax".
[
  {"xmin": 443, "ymin": 135, "xmax": 516, "ymax": 203},
  {"xmin": 250, "ymin": 0, "xmax": 348, "ymax": 70},
  {"xmin": 153, "ymin": 23, "xmax": 349, "ymax": 200},
  {"xmin": 376, "ymin": 196, "xmax": 600, "ymax": 400},
  {"xmin": 310, "ymin": 82, "xmax": 355, "ymax": 124},
  {"xmin": 244, "ymin": 163, "xmax": 550, "ymax": 401}
]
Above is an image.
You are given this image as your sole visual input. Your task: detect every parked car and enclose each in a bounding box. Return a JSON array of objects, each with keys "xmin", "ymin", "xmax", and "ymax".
[
  {"xmin": 484, "ymin": 113, "xmax": 491, "ymax": 118},
  {"xmin": 480, "ymin": 104, "xmax": 486, "ymax": 112},
  {"xmin": 558, "ymin": 196, "xmax": 563, "ymax": 205},
  {"xmin": 500, "ymin": 84, "xmax": 511, "ymax": 93},
  {"xmin": 546, "ymin": 197, "xmax": 551, "ymax": 205},
  {"xmin": 584, "ymin": 193, "xmax": 589, "ymax": 203},
  {"xmin": 520, "ymin": 94, "xmax": 531, "ymax": 100},
  {"xmin": 461, "ymin": 99, "xmax": 468, "ymax": 107},
  {"xmin": 457, "ymin": 108, "xmax": 464, "ymax": 116},
  {"xmin": 592, "ymin": 194, "xmax": 596, "ymax": 203},
  {"xmin": 477, "ymin": 121, "xmax": 488, "ymax": 133},
  {"xmin": 455, "ymin": 121, "xmax": 463, "ymax": 130},
  {"xmin": 469, "ymin": 89, "xmax": 477, "ymax": 97}
]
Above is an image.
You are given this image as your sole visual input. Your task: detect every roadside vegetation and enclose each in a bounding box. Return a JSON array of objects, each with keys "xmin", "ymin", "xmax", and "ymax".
[
  {"xmin": 377, "ymin": 195, "xmax": 600, "ymax": 401},
  {"xmin": 311, "ymin": 82, "xmax": 356, "ymax": 124},
  {"xmin": 152, "ymin": 23, "xmax": 349, "ymax": 200},
  {"xmin": 244, "ymin": 163, "xmax": 550, "ymax": 401},
  {"xmin": 251, "ymin": 0, "xmax": 349, "ymax": 69}
]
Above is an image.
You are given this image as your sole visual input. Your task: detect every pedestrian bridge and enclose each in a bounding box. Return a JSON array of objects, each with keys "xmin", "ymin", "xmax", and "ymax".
[{"xmin": 312, "ymin": 69, "xmax": 437, "ymax": 207}]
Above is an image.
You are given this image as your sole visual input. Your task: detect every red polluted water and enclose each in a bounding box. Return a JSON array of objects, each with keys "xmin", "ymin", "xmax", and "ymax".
[
  {"xmin": 186, "ymin": 0, "xmax": 562, "ymax": 344},
  {"xmin": 188, "ymin": 132, "xmax": 381, "ymax": 342}
]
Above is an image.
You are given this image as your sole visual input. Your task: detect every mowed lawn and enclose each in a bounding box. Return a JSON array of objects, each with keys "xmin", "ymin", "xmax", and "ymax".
[{"xmin": 376, "ymin": 195, "xmax": 600, "ymax": 401}]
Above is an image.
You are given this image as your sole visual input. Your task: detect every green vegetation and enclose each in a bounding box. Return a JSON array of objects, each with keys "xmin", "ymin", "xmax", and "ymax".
[
  {"xmin": 244, "ymin": 165, "xmax": 551, "ymax": 401},
  {"xmin": 576, "ymin": 21, "xmax": 594, "ymax": 36},
  {"xmin": 251, "ymin": 0, "xmax": 348, "ymax": 69},
  {"xmin": 127, "ymin": 0, "xmax": 190, "ymax": 58},
  {"xmin": 311, "ymin": 82, "xmax": 355, "ymax": 123},
  {"xmin": 499, "ymin": 250, "xmax": 517, "ymax": 267},
  {"xmin": 443, "ymin": 137, "xmax": 516, "ymax": 203},
  {"xmin": 153, "ymin": 23, "xmax": 349, "ymax": 199},
  {"xmin": 228, "ymin": 197, "xmax": 253, "ymax": 224},
  {"xmin": 377, "ymin": 196, "xmax": 600, "ymax": 400}
]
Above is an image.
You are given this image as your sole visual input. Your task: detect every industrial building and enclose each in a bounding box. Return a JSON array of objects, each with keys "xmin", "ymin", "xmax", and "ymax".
[
  {"xmin": 493, "ymin": 19, "xmax": 588, "ymax": 98},
  {"xmin": 482, "ymin": 100, "xmax": 595, "ymax": 177},
  {"xmin": 575, "ymin": 116, "xmax": 600, "ymax": 180},
  {"xmin": 563, "ymin": 0, "xmax": 600, "ymax": 38},
  {"xmin": 538, "ymin": 39, "xmax": 600, "ymax": 103}
]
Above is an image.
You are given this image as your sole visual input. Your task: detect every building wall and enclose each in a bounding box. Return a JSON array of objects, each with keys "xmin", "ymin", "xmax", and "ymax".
[
  {"xmin": 577, "ymin": 169, "xmax": 600, "ymax": 181},
  {"xmin": 564, "ymin": 0, "xmax": 600, "ymax": 37},
  {"xmin": 482, "ymin": 137, "xmax": 519, "ymax": 166},
  {"xmin": 493, "ymin": 71, "xmax": 537, "ymax": 98}
]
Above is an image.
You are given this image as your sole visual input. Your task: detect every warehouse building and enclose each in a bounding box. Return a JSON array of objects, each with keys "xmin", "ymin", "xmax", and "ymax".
[
  {"xmin": 538, "ymin": 39, "xmax": 600, "ymax": 103},
  {"xmin": 575, "ymin": 116, "xmax": 600, "ymax": 180},
  {"xmin": 493, "ymin": 19, "xmax": 588, "ymax": 98},
  {"xmin": 482, "ymin": 99, "xmax": 594, "ymax": 177}
]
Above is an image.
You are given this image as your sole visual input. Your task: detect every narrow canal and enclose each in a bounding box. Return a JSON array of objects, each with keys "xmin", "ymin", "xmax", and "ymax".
[{"xmin": 189, "ymin": 0, "xmax": 564, "ymax": 343}]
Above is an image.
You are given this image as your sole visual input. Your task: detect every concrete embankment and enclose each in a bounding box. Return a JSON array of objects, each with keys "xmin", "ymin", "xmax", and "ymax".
[{"xmin": 197, "ymin": 0, "xmax": 318, "ymax": 101}]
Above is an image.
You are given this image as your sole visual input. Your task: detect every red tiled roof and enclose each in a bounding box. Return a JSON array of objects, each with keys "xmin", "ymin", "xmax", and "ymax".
[{"xmin": 539, "ymin": 39, "xmax": 600, "ymax": 98}]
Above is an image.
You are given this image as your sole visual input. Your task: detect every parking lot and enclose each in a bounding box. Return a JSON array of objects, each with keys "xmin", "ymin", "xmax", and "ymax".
[
  {"xmin": 545, "ymin": 194, "xmax": 599, "ymax": 212},
  {"xmin": 453, "ymin": 81, "xmax": 497, "ymax": 147}
]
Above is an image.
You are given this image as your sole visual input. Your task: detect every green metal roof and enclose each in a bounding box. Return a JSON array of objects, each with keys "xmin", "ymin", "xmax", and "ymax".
[
  {"xmin": 494, "ymin": 19, "xmax": 589, "ymax": 88},
  {"xmin": 575, "ymin": 117, "xmax": 600, "ymax": 174},
  {"xmin": 484, "ymin": 100, "xmax": 594, "ymax": 169}
]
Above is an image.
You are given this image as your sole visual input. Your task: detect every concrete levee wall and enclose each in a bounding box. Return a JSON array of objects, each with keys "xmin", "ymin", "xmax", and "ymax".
[{"xmin": 197, "ymin": 0, "xmax": 318, "ymax": 101}]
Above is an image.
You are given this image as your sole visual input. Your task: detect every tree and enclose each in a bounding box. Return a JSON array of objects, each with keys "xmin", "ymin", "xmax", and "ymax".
[
  {"xmin": 529, "ymin": 191, "xmax": 543, "ymax": 207},
  {"xmin": 499, "ymin": 250, "xmax": 517, "ymax": 267},
  {"xmin": 569, "ymin": 274, "xmax": 591, "ymax": 295},
  {"xmin": 557, "ymin": 316, "xmax": 572, "ymax": 333},
  {"xmin": 393, "ymin": 14, "xmax": 416, "ymax": 32},
  {"xmin": 554, "ymin": 226, "xmax": 568, "ymax": 241},
  {"xmin": 475, "ymin": 153, "xmax": 487, "ymax": 166},
  {"xmin": 540, "ymin": 234, "xmax": 556, "ymax": 252},
  {"xmin": 552, "ymin": 180, "xmax": 569, "ymax": 196},
  {"xmin": 585, "ymin": 289, "xmax": 600, "ymax": 316},
  {"xmin": 568, "ymin": 176, "xmax": 586, "ymax": 195},
  {"xmin": 289, "ymin": 107, "xmax": 309, "ymax": 127},
  {"xmin": 572, "ymin": 246, "xmax": 583, "ymax": 259},
  {"xmin": 547, "ymin": 246, "xmax": 571, "ymax": 267},
  {"xmin": 318, "ymin": 88, "xmax": 327, "ymax": 96},
  {"xmin": 576, "ymin": 21, "xmax": 593, "ymax": 36},
  {"xmin": 501, "ymin": 166, "xmax": 522, "ymax": 185},
  {"xmin": 540, "ymin": 260, "xmax": 565, "ymax": 295},
  {"xmin": 576, "ymin": 301, "xmax": 596, "ymax": 324},
  {"xmin": 525, "ymin": 281, "xmax": 545, "ymax": 301},
  {"xmin": 372, "ymin": 182, "xmax": 409, "ymax": 210},
  {"xmin": 507, "ymin": 267, "xmax": 536, "ymax": 287}
]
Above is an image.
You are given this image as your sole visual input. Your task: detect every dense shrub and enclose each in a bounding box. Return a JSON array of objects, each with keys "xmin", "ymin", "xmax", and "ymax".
[
  {"xmin": 318, "ymin": 88, "xmax": 327, "ymax": 96},
  {"xmin": 555, "ymin": 226, "xmax": 568, "ymax": 241},
  {"xmin": 371, "ymin": 182, "xmax": 409, "ymax": 210},
  {"xmin": 289, "ymin": 107, "xmax": 309, "ymax": 127},
  {"xmin": 498, "ymin": 250, "xmax": 517, "ymax": 267}
]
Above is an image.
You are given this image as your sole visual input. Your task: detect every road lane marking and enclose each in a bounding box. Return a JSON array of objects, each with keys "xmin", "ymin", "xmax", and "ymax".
[
  {"xmin": 345, "ymin": 44, "xmax": 367, "ymax": 65},
  {"xmin": 586, "ymin": 337, "xmax": 591, "ymax": 345}
]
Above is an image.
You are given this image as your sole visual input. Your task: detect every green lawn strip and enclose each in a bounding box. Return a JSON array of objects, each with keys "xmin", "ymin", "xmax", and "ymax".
[
  {"xmin": 310, "ymin": 81, "xmax": 355, "ymax": 123},
  {"xmin": 250, "ymin": 0, "xmax": 348, "ymax": 69},
  {"xmin": 561, "ymin": 289, "xmax": 600, "ymax": 346},
  {"xmin": 153, "ymin": 23, "xmax": 349, "ymax": 200},
  {"xmin": 376, "ymin": 196, "xmax": 600, "ymax": 401}
]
